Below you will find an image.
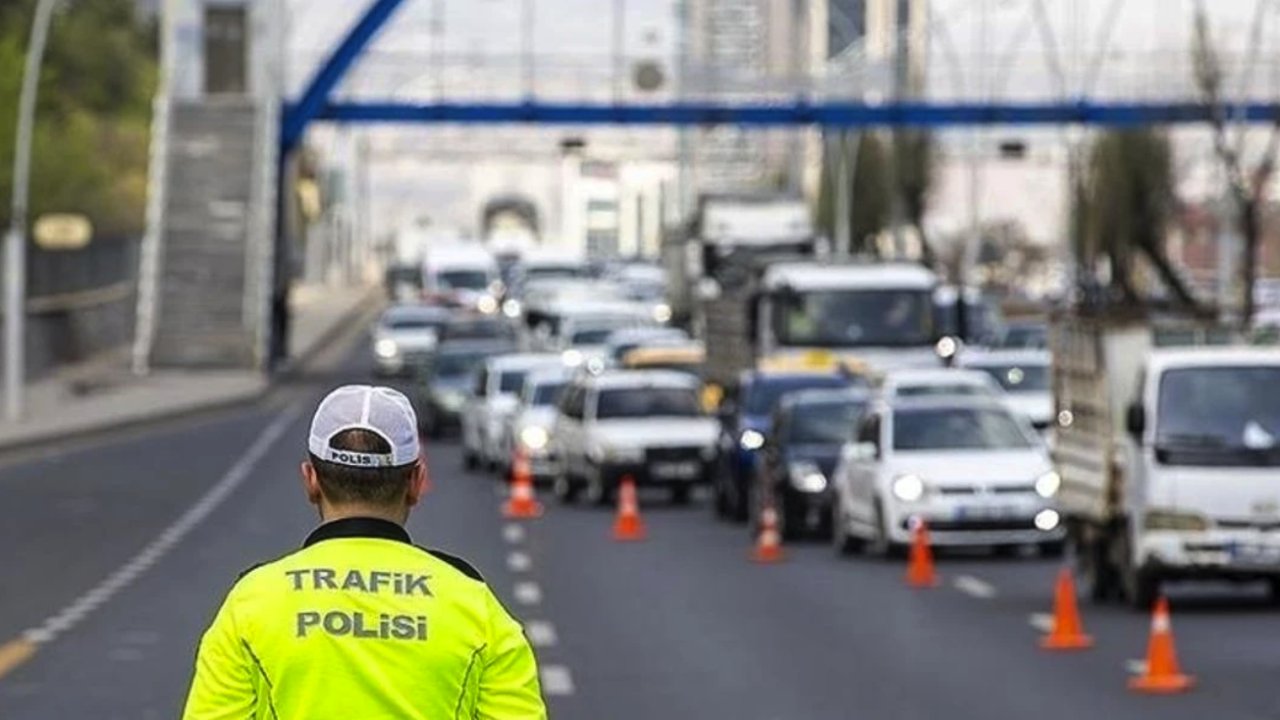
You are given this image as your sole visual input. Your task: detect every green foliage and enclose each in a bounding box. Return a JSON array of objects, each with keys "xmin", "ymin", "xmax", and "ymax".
[
  {"xmin": 816, "ymin": 132, "xmax": 891, "ymax": 254},
  {"xmin": 0, "ymin": 0, "xmax": 156, "ymax": 237}
]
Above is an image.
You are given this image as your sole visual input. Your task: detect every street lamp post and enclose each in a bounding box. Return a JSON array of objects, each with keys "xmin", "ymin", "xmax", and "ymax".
[{"xmin": 5, "ymin": 0, "xmax": 60, "ymax": 422}]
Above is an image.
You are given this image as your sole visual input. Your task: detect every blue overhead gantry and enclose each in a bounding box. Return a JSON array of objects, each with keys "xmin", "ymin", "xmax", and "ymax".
[{"xmin": 280, "ymin": 0, "xmax": 1280, "ymax": 153}]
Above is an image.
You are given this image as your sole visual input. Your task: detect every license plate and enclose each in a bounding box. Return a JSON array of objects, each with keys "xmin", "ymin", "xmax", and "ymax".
[
  {"xmin": 1229, "ymin": 543, "xmax": 1280, "ymax": 566},
  {"xmin": 955, "ymin": 504, "xmax": 1016, "ymax": 520},
  {"xmin": 651, "ymin": 461, "xmax": 699, "ymax": 479}
]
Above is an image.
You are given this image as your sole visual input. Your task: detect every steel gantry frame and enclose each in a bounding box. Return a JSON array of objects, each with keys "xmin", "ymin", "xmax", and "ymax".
[{"xmin": 281, "ymin": 0, "xmax": 1280, "ymax": 151}]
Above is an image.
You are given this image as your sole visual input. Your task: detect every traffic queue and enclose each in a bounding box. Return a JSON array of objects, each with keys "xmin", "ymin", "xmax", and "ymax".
[{"xmin": 377, "ymin": 225, "xmax": 1280, "ymax": 610}]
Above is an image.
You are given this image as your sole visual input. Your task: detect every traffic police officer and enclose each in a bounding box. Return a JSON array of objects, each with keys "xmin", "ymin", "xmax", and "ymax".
[{"xmin": 182, "ymin": 385, "xmax": 547, "ymax": 719}]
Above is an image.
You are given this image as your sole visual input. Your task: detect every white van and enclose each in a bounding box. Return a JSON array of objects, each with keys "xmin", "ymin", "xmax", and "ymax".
[{"xmin": 422, "ymin": 243, "xmax": 500, "ymax": 313}]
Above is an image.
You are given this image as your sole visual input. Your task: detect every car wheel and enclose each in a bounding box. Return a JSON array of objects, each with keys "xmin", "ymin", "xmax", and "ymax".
[
  {"xmin": 1082, "ymin": 536, "xmax": 1120, "ymax": 603},
  {"xmin": 832, "ymin": 504, "xmax": 862, "ymax": 557},
  {"xmin": 670, "ymin": 485, "xmax": 692, "ymax": 506},
  {"xmin": 868, "ymin": 500, "xmax": 903, "ymax": 559},
  {"xmin": 778, "ymin": 495, "xmax": 801, "ymax": 542},
  {"xmin": 1266, "ymin": 578, "xmax": 1280, "ymax": 605},
  {"xmin": 712, "ymin": 477, "xmax": 730, "ymax": 519},
  {"xmin": 463, "ymin": 448, "xmax": 479, "ymax": 471},
  {"xmin": 553, "ymin": 472, "xmax": 580, "ymax": 505},
  {"xmin": 728, "ymin": 473, "xmax": 750, "ymax": 524}
]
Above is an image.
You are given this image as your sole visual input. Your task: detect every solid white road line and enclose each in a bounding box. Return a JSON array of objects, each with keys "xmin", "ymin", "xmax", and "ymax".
[
  {"xmin": 952, "ymin": 575, "xmax": 997, "ymax": 599},
  {"xmin": 22, "ymin": 405, "xmax": 302, "ymax": 646},
  {"xmin": 1028, "ymin": 613, "xmax": 1055, "ymax": 633},
  {"xmin": 507, "ymin": 551, "xmax": 532, "ymax": 572},
  {"xmin": 514, "ymin": 581, "xmax": 543, "ymax": 605},
  {"xmin": 540, "ymin": 665, "xmax": 576, "ymax": 696},
  {"xmin": 503, "ymin": 523, "xmax": 526, "ymax": 544},
  {"xmin": 524, "ymin": 620, "xmax": 558, "ymax": 648}
]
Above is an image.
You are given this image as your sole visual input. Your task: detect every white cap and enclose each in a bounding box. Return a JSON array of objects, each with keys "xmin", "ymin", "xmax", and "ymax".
[{"xmin": 308, "ymin": 385, "xmax": 420, "ymax": 468}]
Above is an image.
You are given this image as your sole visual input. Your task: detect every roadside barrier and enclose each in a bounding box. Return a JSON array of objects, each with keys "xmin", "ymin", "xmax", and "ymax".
[
  {"xmin": 1040, "ymin": 568, "xmax": 1094, "ymax": 651},
  {"xmin": 502, "ymin": 449, "xmax": 544, "ymax": 519},
  {"xmin": 751, "ymin": 505, "xmax": 785, "ymax": 564},
  {"xmin": 1129, "ymin": 596, "xmax": 1195, "ymax": 693},
  {"xmin": 612, "ymin": 476, "xmax": 646, "ymax": 542},
  {"xmin": 905, "ymin": 519, "xmax": 939, "ymax": 588}
]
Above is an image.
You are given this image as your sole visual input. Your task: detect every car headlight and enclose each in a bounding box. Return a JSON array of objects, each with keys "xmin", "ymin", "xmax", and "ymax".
[
  {"xmin": 739, "ymin": 429, "xmax": 765, "ymax": 451},
  {"xmin": 562, "ymin": 349, "xmax": 584, "ymax": 367},
  {"xmin": 652, "ymin": 303, "xmax": 673, "ymax": 324},
  {"xmin": 375, "ymin": 339, "xmax": 399, "ymax": 359},
  {"xmin": 1144, "ymin": 509, "xmax": 1211, "ymax": 532},
  {"xmin": 789, "ymin": 461, "xmax": 828, "ymax": 493},
  {"xmin": 477, "ymin": 294, "xmax": 498, "ymax": 314},
  {"xmin": 1034, "ymin": 470, "xmax": 1061, "ymax": 499},
  {"xmin": 438, "ymin": 391, "xmax": 466, "ymax": 410},
  {"xmin": 520, "ymin": 426, "xmax": 549, "ymax": 451},
  {"xmin": 891, "ymin": 474, "xmax": 926, "ymax": 502},
  {"xmin": 502, "ymin": 299, "xmax": 522, "ymax": 318}
]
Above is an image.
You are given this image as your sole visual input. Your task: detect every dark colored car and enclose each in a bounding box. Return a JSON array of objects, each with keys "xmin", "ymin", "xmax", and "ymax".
[
  {"xmin": 713, "ymin": 371, "xmax": 860, "ymax": 522},
  {"xmin": 755, "ymin": 389, "xmax": 870, "ymax": 540},
  {"xmin": 997, "ymin": 321, "xmax": 1048, "ymax": 350},
  {"xmin": 414, "ymin": 340, "xmax": 515, "ymax": 437}
]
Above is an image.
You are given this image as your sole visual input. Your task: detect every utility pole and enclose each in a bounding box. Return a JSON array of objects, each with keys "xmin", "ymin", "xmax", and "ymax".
[{"xmin": 5, "ymin": 0, "xmax": 60, "ymax": 421}]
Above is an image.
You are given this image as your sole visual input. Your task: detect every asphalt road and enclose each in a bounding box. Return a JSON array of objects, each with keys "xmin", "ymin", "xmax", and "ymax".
[{"xmin": 2, "ymin": 326, "xmax": 1279, "ymax": 719}]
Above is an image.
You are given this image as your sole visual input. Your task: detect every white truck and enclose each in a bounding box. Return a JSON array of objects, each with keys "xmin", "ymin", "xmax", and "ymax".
[{"xmin": 1052, "ymin": 315, "xmax": 1280, "ymax": 607}]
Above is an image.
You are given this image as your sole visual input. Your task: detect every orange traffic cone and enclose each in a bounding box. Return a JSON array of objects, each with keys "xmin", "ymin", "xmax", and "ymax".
[
  {"xmin": 502, "ymin": 449, "xmax": 543, "ymax": 519},
  {"xmin": 1129, "ymin": 597, "xmax": 1195, "ymax": 693},
  {"xmin": 1040, "ymin": 568, "xmax": 1094, "ymax": 650},
  {"xmin": 751, "ymin": 505, "xmax": 785, "ymax": 564},
  {"xmin": 612, "ymin": 476, "xmax": 646, "ymax": 541},
  {"xmin": 905, "ymin": 518, "xmax": 939, "ymax": 588}
]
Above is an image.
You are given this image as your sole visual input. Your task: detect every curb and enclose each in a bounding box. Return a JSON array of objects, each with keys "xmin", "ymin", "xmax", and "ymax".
[{"xmin": 0, "ymin": 285, "xmax": 384, "ymax": 457}]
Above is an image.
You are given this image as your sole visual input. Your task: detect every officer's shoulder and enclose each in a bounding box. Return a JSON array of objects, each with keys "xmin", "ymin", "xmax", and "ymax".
[
  {"xmin": 415, "ymin": 546, "xmax": 485, "ymax": 583},
  {"xmin": 233, "ymin": 549, "xmax": 304, "ymax": 588}
]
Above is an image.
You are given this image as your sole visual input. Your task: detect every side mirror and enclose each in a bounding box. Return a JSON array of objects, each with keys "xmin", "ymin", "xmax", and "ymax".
[
  {"xmin": 849, "ymin": 442, "xmax": 877, "ymax": 462},
  {"xmin": 1125, "ymin": 402, "xmax": 1146, "ymax": 440}
]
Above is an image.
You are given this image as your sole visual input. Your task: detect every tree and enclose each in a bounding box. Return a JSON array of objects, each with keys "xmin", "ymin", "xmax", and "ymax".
[
  {"xmin": 1191, "ymin": 0, "xmax": 1277, "ymax": 327},
  {"xmin": 0, "ymin": 0, "xmax": 156, "ymax": 237},
  {"xmin": 1077, "ymin": 128, "xmax": 1210, "ymax": 316},
  {"xmin": 816, "ymin": 132, "xmax": 890, "ymax": 255},
  {"xmin": 892, "ymin": 130, "xmax": 935, "ymax": 265}
]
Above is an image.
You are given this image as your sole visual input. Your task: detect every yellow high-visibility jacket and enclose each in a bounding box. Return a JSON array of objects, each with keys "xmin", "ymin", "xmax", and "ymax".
[{"xmin": 181, "ymin": 517, "xmax": 546, "ymax": 719}]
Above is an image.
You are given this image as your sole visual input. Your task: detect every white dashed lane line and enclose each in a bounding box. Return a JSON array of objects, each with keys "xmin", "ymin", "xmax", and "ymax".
[
  {"xmin": 540, "ymin": 665, "xmax": 576, "ymax": 696},
  {"xmin": 1028, "ymin": 613, "xmax": 1055, "ymax": 633},
  {"xmin": 503, "ymin": 524, "xmax": 526, "ymax": 544},
  {"xmin": 507, "ymin": 551, "xmax": 532, "ymax": 572},
  {"xmin": 525, "ymin": 620, "xmax": 558, "ymax": 648},
  {"xmin": 514, "ymin": 581, "xmax": 543, "ymax": 605},
  {"xmin": 952, "ymin": 575, "xmax": 997, "ymax": 600},
  {"xmin": 1126, "ymin": 659, "xmax": 1149, "ymax": 675}
]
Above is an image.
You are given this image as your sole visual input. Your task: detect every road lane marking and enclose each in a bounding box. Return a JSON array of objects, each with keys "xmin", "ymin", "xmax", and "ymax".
[
  {"xmin": 953, "ymin": 575, "xmax": 997, "ymax": 599},
  {"xmin": 525, "ymin": 620, "xmax": 558, "ymax": 648},
  {"xmin": 514, "ymin": 581, "xmax": 542, "ymax": 605},
  {"xmin": 507, "ymin": 551, "xmax": 532, "ymax": 572},
  {"xmin": 540, "ymin": 665, "xmax": 575, "ymax": 696},
  {"xmin": 1126, "ymin": 659, "xmax": 1149, "ymax": 675},
  {"xmin": 1028, "ymin": 613, "xmax": 1055, "ymax": 633},
  {"xmin": 2, "ymin": 404, "xmax": 301, "ymax": 672},
  {"xmin": 0, "ymin": 639, "xmax": 36, "ymax": 680},
  {"xmin": 502, "ymin": 521, "xmax": 524, "ymax": 542}
]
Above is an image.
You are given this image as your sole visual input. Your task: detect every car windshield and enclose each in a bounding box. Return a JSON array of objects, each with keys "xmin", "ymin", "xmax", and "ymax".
[
  {"xmin": 999, "ymin": 324, "xmax": 1048, "ymax": 349},
  {"xmin": 570, "ymin": 328, "xmax": 614, "ymax": 345},
  {"xmin": 530, "ymin": 381, "xmax": 566, "ymax": 406},
  {"xmin": 526, "ymin": 266, "xmax": 582, "ymax": 281},
  {"xmin": 1156, "ymin": 366, "xmax": 1280, "ymax": 467},
  {"xmin": 498, "ymin": 370, "xmax": 527, "ymax": 394},
  {"xmin": 595, "ymin": 387, "xmax": 702, "ymax": 419},
  {"xmin": 446, "ymin": 320, "xmax": 512, "ymax": 340},
  {"xmin": 893, "ymin": 407, "xmax": 1037, "ymax": 451},
  {"xmin": 896, "ymin": 383, "xmax": 991, "ymax": 398},
  {"xmin": 438, "ymin": 269, "xmax": 490, "ymax": 290},
  {"xmin": 384, "ymin": 316, "xmax": 443, "ymax": 331},
  {"xmin": 744, "ymin": 376, "xmax": 849, "ymax": 415},
  {"xmin": 788, "ymin": 401, "xmax": 866, "ymax": 444},
  {"xmin": 773, "ymin": 289, "xmax": 934, "ymax": 348},
  {"xmin": 432, "ymin": 352, "xmax": 487, "ymax": 378},
  {"xmin": 972, "ymin": 364, "xmax": 1049, "ymax": 392}
]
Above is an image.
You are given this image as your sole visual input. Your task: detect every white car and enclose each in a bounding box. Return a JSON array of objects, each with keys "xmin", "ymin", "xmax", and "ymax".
[
  {"xmin": 878, "ymin": 368, "xmax": 1003, "ymax": 401},
  {"xmin": 370, "ymin": 304, "xmax": 451, "ymax": 376},
  {"xmin": 831, "ymin": 396, "xmax": 1063, "ymax": 556},
  {"xmin": 498, "ymin": 366, "xmax": 573, "ymax": 482},
  {"xmin": 959, "ymin": 349, "xmax": 1053, "ymax": 431},
  {"xmin": 460, "ymin": 353, "xmax": 562, "ymax": 471},
  {"xmin": 551, "ymin": 370, "xmax": 719, "ymax": 505},
  {"xmin": 552, "ymin": 305, "xmax": 656, "ymax": 369}
]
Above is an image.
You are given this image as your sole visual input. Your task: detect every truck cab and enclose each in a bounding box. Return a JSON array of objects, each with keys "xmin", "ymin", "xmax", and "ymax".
[{"xmin": 1053, "ymin": 317, "xmax": 1280, "ymax": 606}]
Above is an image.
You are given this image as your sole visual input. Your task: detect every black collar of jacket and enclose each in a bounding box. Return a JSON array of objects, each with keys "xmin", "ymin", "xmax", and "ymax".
[{"xmin": 304, "ymin": 517, "xmax": 412, "ymax": 548}]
